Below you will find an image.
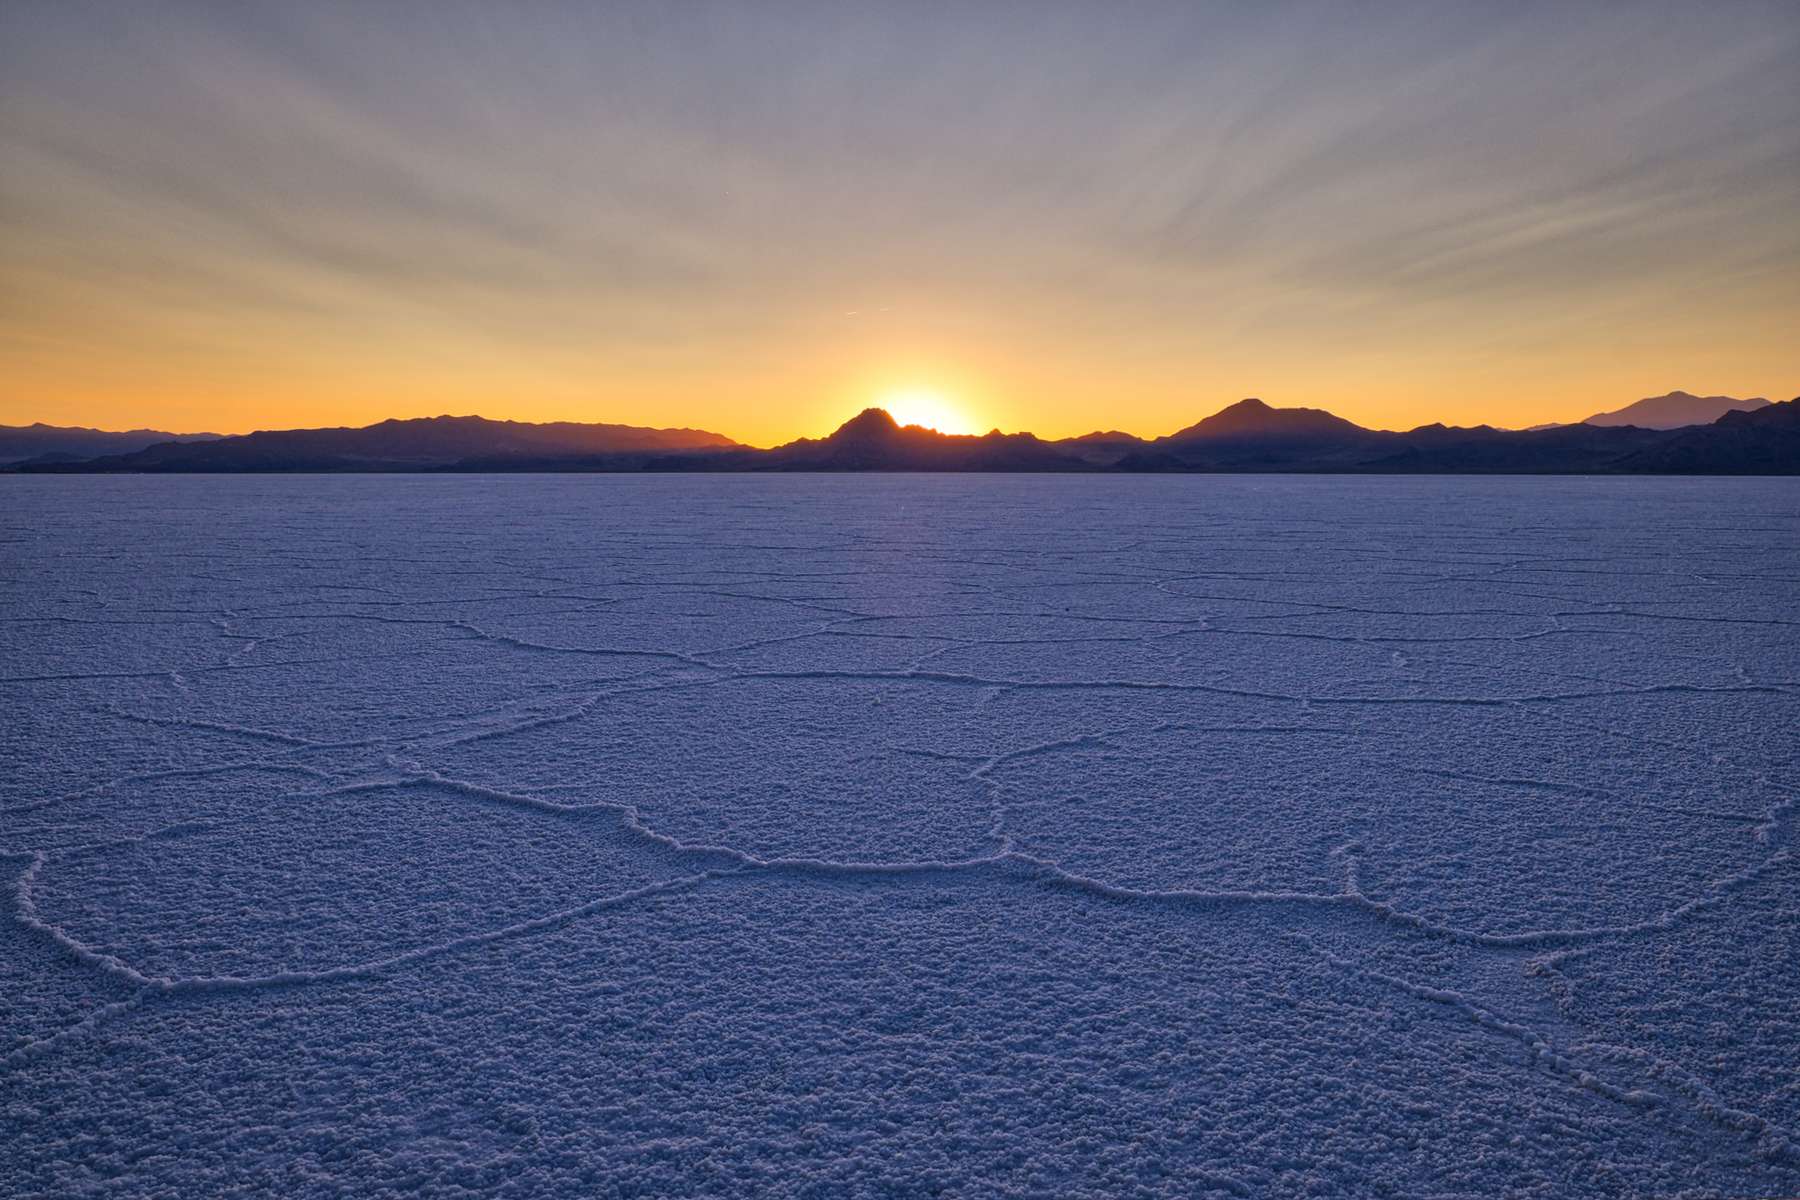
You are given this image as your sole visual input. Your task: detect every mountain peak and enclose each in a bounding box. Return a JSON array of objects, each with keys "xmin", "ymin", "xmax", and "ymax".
[
  {"xmin": 829, "ymin": 408, "xmax": 903, "ymax": 439},
  {"xmin": 1581, "ymin": 391, "xmax": 1769, "ymax": 430}
]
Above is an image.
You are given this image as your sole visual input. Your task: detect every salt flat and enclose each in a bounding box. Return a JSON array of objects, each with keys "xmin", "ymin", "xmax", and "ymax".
[{"xmin": 2, "ymin": 473, "xmax": 1796, "ymax": 1198}]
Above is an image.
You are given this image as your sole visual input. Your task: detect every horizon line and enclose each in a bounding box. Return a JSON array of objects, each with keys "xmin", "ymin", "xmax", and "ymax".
[{"xmin": 6, "ymin": 388, "xmax": 1789, "ymax": 449}]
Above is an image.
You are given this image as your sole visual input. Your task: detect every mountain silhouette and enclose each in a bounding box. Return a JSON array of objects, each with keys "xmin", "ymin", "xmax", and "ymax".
[
  {"xmin": 0, "ymin": 422, "xmax": 220, "ymax": 465},
  {"xmin": 30, "ymin": 415, "xmax": 739, "ymax": 472},
  {"xmin": 1112, "ymin": 397, "xmax": 1385, "ymax": 469},
  {"xmin": 749, "ymin": 408, "xmax": 1081, "ymax": 471},
  {"xmin": 1160, "ymin": 397, "xmax": 1369, "ymax": 442},
  {"xmin": 1608, "ymin": 397, "xmax": 1800, "ymax": 473},
  {"xmin": 1355, "ymin": 421, "xmax": 1671, "ymax": 473},
  {"xmin": 1578, "ymin": 390, "xmax": 1770, "ymax": 429},
  {"xmin": 13, "ymin": 397, "xmax": 1798, "ymax": 474}
]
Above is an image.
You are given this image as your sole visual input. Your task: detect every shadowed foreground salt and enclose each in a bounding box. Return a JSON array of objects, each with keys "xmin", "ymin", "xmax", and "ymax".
[{"xmin": 2, "ymin": 474, "xmax": 1796, "ymax": 1198}]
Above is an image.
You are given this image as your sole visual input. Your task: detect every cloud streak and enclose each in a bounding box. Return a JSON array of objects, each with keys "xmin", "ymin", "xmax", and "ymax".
[{"xmin": 2, "ymin": 0, "xmax": 1796, "ymax": 439}]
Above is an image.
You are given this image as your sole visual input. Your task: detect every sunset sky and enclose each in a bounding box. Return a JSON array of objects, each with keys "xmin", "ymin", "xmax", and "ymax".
[{"xmin": 2, "ymin": 0, "xmax": 1796, "ymax": 445}]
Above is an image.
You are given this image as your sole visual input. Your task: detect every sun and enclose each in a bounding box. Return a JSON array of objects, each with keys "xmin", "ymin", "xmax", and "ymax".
[{"xmin": 878, "ymin": 388, "xmax": 976, "ymax": 435}]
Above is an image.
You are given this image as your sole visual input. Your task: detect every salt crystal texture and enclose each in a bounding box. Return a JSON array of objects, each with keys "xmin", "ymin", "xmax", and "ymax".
[{"xmin": 3, "ymin": 474, "xmax": 1796, "ymax": 1197}]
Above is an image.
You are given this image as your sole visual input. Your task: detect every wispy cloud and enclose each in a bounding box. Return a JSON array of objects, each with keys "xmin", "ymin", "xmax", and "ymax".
[{"xmin": 2, "ymin": 0, "xmax": 1795, "ymax": 437}]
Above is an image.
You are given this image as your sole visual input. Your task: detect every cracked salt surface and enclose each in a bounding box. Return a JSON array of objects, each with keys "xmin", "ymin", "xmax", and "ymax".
[{"xmin": 2, "ymin": 473, "xmax": 1796, "ymax": 1198}]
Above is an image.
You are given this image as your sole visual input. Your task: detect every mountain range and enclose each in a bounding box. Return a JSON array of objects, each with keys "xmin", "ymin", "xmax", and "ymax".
[
  {"xmin": 9, "ymin": 394, "xmax": 1798, "ymax": 475},
  {"xmin": 0, "ymin": 422, "xmax": 221, "ymax": 465},
  {"xmin": 8, "ymin": 416, "xmax": 735, "ymax": 472}
]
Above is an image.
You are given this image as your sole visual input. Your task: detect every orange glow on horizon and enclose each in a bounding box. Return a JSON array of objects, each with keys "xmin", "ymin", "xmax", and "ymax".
[
  {"xmin": 0, "ymin": 298, "xmax": 1793, "ymax": 448},
  {"xmin": 4, "ymin": 363, "xmax": 1797, "ymax": 448}
]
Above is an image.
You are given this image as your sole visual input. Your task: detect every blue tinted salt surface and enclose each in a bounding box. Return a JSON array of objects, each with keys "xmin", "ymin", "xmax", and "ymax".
[{"xmin": 2, "ymin": 474, "xmax": 1796, "ymax": 1197}]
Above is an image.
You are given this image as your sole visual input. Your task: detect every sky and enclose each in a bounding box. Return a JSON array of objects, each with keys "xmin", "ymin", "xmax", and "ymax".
[{"xmin": 2, "ymin": 0, "xmax": 1796, "ymax": 445}]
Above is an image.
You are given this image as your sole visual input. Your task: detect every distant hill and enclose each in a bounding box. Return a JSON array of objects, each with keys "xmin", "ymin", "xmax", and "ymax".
[
  {"xmin": 1579, "ymin": 390, "xmax": 1770, "ymax": 429},
  {"xmin": 1052, "ymin": 430, "xmax": 1149, "ymax": 466},
  {"xmin": 1355, "ymin": 422, "xmax": 1670, "ymax": 473},
  {"xmin": 21, "ymin": 415, "xmax": 739, "ymax": 472},
  {"xmin": 1114, "ymin": 398, "xmax": 1386, "ymax": 470},
  {"xmin": 0, "ymin": 422, "xmax": 220, "ymax": 465},
  {"xmin": 1161, "ymin": 397, "xmax": 1369, "ymax": 442},
  {"xmin": 14, "ymin": 397, "xmax": 1799, "ymax": 474}
]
